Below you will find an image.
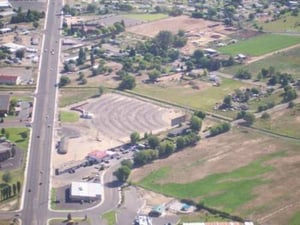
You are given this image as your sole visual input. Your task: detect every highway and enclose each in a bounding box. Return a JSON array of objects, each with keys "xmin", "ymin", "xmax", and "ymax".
[{"xmin": 21, "ymin": 0, "xmax": 63, "ymax": 224}]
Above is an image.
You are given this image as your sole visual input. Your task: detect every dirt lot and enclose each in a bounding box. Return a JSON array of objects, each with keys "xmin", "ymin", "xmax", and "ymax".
[
  {"xmin": 126, "ymin": 15, "xmax": 236, "ymax": 54},
  {"xmin": 129, "ymin": 128, "xmax": 300, "ymax": 224}
]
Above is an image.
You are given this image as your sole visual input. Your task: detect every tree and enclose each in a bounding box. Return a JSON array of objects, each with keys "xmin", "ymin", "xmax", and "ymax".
[
  {"xmin": 155, "ymin": 30, "xmax": 174, "ymax": 50},
  {"xmin": 16, "ymin": 181, "xmax": 21, "ymax": 193},
  {"xmin": 130, "ymin": 132, "xmax": 140, "ymax": 145},
  {"xmin": 114, "ymin": 166, "xmax": 131, "ymax": 182},
  {"xmin": 147, "ymin": 135, "xmax": 160, "ymax": 149},
  {"xmin": 67, "ymin": 213, "xmax": 72, "ymax": 221},
  {"xmin": 1, "ymin": 128, "xmax": 5, "ymax": 135},
  {"xmin": 15, "ymin": 49, "xmax": 25, "ymax": 60},
  {"xmin": 90, "ymin": 50, "xmax": 95, "ymax": 66},
  {"xmin": 223, "ymin": 95, "xmax": 232, "ymax": 107},
  {"xmin": 98, "ymin": 85, "xmax": 104, "ymax": 97},
  {"xmin": 118, "ymin": 75, "xmax": 136, "ymax": 90},
  {"xmin": 77, "ymin": 47, "xmax": 86, "ymax": 65},
  {"xmin": 33, "ymin": 21, "xmax": 39, "ymax": 29},
  {"xmin": 190, "ymin": 116, "xmax": 202, "ymax": 131},
  {"xmin": 185, "ymin": 60, "xmax": 194, "ymax": 72},
  {"xmin": 2, "ymin": 171, "xmax": 12, "ymax": 183},
  {"xmin": 121, "ymin": 159, "xmax": 133, "ymax": 169},
  {"xmin": 59, "ymin": 76, "xmax": 71, "ymax": 87},
  {"xmin": 148, "ymin": 70, "xmax": 160, "ymax": 82},
  {"xmin": 243, "ymin": 112, "xmax": 255, "ymax": 126}
]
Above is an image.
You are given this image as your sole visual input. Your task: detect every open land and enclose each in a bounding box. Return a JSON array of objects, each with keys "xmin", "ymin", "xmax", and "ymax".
[
  {"xmin": 127, "ymin": 15, "xmax": 236, "ymax": 55},
  {"xmin": 222, "ymin": 46, "xmax": 300, "ymax": 79},
  {"xmin": 129, "ymin": 128, "xmax": 300, "ymax": 224}
]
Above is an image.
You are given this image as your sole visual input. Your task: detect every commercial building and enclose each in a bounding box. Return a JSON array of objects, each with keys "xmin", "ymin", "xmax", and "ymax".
[
  {"xmin": 0, "ymin": 75, "xmax": 21, "ymax": 85},
  {"xmin": 70, "ymin": 181, "xmax": 102, "ymax": 201},
  {"xmin": 87, "ymin": 150, "xmax": 109, "ymax": 163}
]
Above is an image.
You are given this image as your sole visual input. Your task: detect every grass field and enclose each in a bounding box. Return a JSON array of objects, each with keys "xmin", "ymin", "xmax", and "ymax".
[
  {"xmin": 59, "ymin": 111, "xmax": 79, "ymax": 122},
  {"xmin": 254, "ymin": 103, "xmax": 300, "ymax": 138},
  {"xmin": 123, "ymin": 13, "xmax": 168, "ymax": 21},
  {"xmin": 4, "ymin": 127, "xmax": 29, "ymax": 150},
  {"xmin": 102, "ymin": 211, "xmax": 116, "ymax": 225},
  {"xmin": 222, "ymin": 46, "xmax": 300, "ymax": 79},
  {"xmin": 290, "ymin": 211, "xmax": 300, "ymax": 225},
  {"xmin": 219, "ymin": 34, "xmax": 300, "ymax": 56},
  {"xmin": 132, "ymin": 78, "xmax": 251, "ymax": 115},
  {"xmin": 59, "ymin": 88, "xmax": 99, "ymax": 107},
  {"xmin": 138, "ymin": 155, "xmax": 279, "ymax": 212},
  {"xmin": 259, "ymin": 13, "xmax": 300, "ymax": 32}
]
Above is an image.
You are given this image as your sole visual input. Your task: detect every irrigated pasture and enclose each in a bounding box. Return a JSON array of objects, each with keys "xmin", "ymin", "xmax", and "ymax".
[{"xmin": 219, "ymin": 34, "xmax": 300, "ymax": 56}]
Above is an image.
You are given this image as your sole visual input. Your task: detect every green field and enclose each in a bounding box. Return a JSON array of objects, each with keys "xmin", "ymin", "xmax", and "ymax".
[
  {"xmin": 259, "ymin": 13, "xmax": 300, "ymax": 33},
  {"xmin": 123, "ymin": 13, "xmax": 168, "ymax": 21},
  {"xmin": 102, "ymin": 211, "xmax": 116, "ymax": 225},
  {"xmin": 290, "ymin": 211, "xmax": 300, "ymax": 225},
  {"xmin": 137, "ymin": 155, "xmax": 281, "ymax": 212},
  {"xmin": 219, "ymin": 34, "xmax": 300, "ymax": 56},
  {"xmin": 59, "ymin": 88, "xmax": 99, "ymax": 107},
  {"xmin": 254, "ymin": 103, "xmax": 300, "ymax": 139},
  {"xmin": 222, "ymin": 46, "xmax": 300, "ymax": 79},
  {"xmin": 59, "ymin": 111, "xmax": 79, "ymax": 122},
  {"xmin": 132, "ymin": 78, "xmax": 251, "ymax": 116}
]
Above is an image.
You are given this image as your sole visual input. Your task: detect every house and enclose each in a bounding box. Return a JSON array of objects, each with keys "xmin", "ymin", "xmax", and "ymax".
[
  {"xmin": 70, "ymin": 181, "xmax": 102, "ymax": 201},
  {"xmin": 0, "ymin": 95, "xmax": 10, "ymax": 116},
  {"xmin": 0, "ymin": 75, "xmax": 21, "ymax": 85}
]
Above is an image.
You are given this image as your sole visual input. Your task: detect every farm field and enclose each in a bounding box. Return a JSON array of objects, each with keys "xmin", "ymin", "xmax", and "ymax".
[
  {"xmin": 259, "ymin": 13, "xmax": 300, "ymax": 32},
  {"xmin": 123, "ymin": 13, "xmax": 168, "ymax": 22},
  {"xmin": 222, "ymin": 46, "xmax": 300, "ymax": 79},
  {"xmin": 132, "ymin": 78, "xmax": 251, "ymax": 116},
  {"xmin": 254, "ymin": 103, "xmax": 300, "ymax": 139},
  {"xmin": 218, "ymin": 34, "xmax": 300, "ymax": 56},
  {"xmin": 130, "ymin": 128, "xmax": 300, "ymax": 224}
]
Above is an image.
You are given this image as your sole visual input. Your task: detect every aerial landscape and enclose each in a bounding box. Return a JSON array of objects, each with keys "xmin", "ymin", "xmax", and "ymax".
[{"xmin": 0, "ymin": 0, "xmax": 299, "ymax": 224}]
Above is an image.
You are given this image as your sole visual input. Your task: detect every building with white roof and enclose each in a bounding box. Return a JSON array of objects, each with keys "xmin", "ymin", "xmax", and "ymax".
[
  {"xmin": 70, "ymin": 181, "xmax": 102, "ymax": 201},
  {"xmin": 0, "ymin": 0, "xmax": 12, "ymax": 8}
]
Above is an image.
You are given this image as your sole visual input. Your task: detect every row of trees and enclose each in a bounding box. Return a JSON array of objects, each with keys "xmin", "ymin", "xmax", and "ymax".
[
  {"xmin": 1, "ymin": 172, "xmax": 21, "ymax": 201},
  {"xmin": 209, "ymin": 122, "xmax": 231, "ymax": 137},
  {"xmin": 11, "ymin": 8, "xmax": 44, "ymax": 24}
]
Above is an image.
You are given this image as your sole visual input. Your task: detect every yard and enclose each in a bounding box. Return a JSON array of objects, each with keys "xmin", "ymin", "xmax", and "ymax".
[
  {"xmin": 129, "ymin": 128, "xmax": 300, "ymax": 224},
  {"xmin": 218, "ymin": 34, "xmax": 300, "ymax": 56}
]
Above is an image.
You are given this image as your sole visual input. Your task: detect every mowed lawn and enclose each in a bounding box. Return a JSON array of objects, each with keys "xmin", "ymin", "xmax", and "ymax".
[
  {"xmin": 219, "ymin": 34, "xmax": 300, "ymax": 56},
  {"xmin": 254, "ymin": 103, "xmax": 300, "ymax": 138},
  {"xmin": 137, "ymin": 156, "xmax": 278, "ymax": 213},
  {"xmin": 132, "ymin": 78, "xmax": 251, "ymax": 113},
  {"xmin": 123, "ymin": 13, "xmax": 168, "ymax": 21},
  {"xmin": 223, "ymin": 46, "xmax": 300, "ymax": 79},
  {"xmin": 59, "ymin": 111, "xmax": 79, "ymax": 122}
]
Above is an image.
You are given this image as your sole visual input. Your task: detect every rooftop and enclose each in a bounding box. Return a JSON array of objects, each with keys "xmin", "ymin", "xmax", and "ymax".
[{"xmin": 71, "ymin": 181, "xmax": 102, "ymax": 198}]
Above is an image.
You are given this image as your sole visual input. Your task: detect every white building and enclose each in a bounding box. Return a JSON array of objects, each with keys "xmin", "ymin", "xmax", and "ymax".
[{"xmin": 70, "ymin": 181, "xmax": 102, "ymax": 201}]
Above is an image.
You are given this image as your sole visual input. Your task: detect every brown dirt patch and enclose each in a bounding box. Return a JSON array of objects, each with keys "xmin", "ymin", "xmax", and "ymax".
[{"xmin": 127, "ymin": 15, "xmax": 236, "ymax": 55}]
